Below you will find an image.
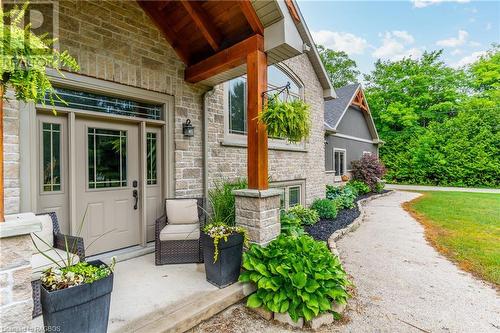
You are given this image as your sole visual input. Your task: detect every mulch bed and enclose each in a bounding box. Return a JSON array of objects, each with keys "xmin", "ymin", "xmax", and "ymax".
[{"xmin": 305, "ymin": 191, "xmax": 389, "ymax": 242}]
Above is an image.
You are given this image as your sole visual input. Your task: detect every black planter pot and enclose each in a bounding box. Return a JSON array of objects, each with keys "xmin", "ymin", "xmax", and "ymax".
[
  {"xmin": 41, "ymin": 260, "xmax": 114, "ymax": 333},
  {"xmin": 201, "ymin": 232, "xmax": 244, "ymax": 288}
]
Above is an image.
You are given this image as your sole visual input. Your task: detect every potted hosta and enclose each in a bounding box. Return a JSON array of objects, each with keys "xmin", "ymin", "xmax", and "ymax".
[
  {"xmin": 258, "ymin": 95, "xmax": 311, "ymax": 143},
  {"xmin": 201, "ymin": 223, "xmax": 248, "ymax": 288}
]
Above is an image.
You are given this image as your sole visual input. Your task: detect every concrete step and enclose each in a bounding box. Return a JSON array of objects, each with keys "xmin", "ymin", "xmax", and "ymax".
[{"xmin": 118, "ymin": 282, "xmax": 254, "ymax": 333}]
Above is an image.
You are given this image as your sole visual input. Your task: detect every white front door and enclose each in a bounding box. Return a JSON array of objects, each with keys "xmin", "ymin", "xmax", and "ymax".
[{"xmin": 75, "ymin": 118, "xmax": 141, "ymax": 255}]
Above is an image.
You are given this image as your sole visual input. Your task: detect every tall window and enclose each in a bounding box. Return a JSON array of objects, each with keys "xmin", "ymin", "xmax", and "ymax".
[
  {"xmin": 146, "ymin": 132, "xmax": 157, "ymax": 185},
  {"xmin": 42, "ymin": 123, "xmax": 61, "ymax": 192},
  {"xmin": 227, "ymin": 65, "xmax": 301, "ymax": 135},
  {"xmin": 334, "ymin": 149, "xmax": 346, "ymax": 177}
]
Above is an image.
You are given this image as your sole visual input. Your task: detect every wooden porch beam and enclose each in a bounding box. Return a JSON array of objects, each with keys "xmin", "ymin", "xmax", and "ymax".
[
  {"xmin": 137, "ymin": 1, "xmax": 191, "ymax": 64},
  {"xmin": 246, "ymin": 48, "xmax": 268, "ymax": 190},
  {"xmin": 180, "ymin": 0, "xmax": 222, "ymax": 51},
  {"xmin": 238, "ymin": 1, "xmax": 264, "ymax": 35},
  {"xmin": 185, "ymin": 34, "xmax": 264, "ymax": 83}
]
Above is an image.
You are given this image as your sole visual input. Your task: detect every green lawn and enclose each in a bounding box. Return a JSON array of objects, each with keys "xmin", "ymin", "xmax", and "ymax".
[{"xmin": 406, "ymin": 191, "xmax": 500, "ymax": 286}]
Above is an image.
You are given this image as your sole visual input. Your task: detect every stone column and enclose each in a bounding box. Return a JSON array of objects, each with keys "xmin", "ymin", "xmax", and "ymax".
[
  {"xmin": 0, "ymin": 213, "xmax": 41, "ymax": 331},
  {"xmin": 234, "ymin": 189, "xmax": 281, "ymax": 246}
]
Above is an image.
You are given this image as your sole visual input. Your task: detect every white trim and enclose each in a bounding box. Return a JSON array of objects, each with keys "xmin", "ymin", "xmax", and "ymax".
[
  {"xmin": 333, "ymin": 133, "xmax": 377, "ymax": 144},
  {"xmin": 333, "ymin": 148, "xmax": 347, "ymax": 181}
]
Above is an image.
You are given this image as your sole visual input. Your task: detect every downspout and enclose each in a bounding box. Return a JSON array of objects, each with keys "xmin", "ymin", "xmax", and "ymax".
[{"xmin": 203, "ymin": 88, "xmax": 216, "ymax": 201}]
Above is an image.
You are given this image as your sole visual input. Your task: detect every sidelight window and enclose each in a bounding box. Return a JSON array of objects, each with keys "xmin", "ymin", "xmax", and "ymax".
[
  {"xmin": 147, "ymin": 132, "xmax": 157, "ymax": 185},
  {"xmin": 42, "ymin": 123, "xmax": 61, "ymax": 192}
]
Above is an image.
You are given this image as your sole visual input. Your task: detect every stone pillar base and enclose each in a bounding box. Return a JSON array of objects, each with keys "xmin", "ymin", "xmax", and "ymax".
[{"xmin": 234, "ymin": 189, "xmax": 281, "ymax": 246}]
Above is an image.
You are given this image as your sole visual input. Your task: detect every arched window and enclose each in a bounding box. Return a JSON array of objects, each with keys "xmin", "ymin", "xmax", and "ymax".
[{"xmin": 226, "ymin": 65, "xmax": 302, "ymax": 135}]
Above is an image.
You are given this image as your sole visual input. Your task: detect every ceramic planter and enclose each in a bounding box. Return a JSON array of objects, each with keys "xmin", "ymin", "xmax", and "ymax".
[
  {"xmin": 40, "ymin": 260, "xmax": 113, "ymax": 333},
  {"xmin": 201, "ymin": 232, "xmax": 243, "ymax": 288}
]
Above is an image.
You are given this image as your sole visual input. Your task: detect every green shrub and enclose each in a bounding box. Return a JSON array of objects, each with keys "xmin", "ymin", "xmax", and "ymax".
[
  {"xmin": 280, "ymin": 211, "xmax": 305, "ymax": 237},
  {"xmin": 346, "ymin": 180, "xmax": 371, "ymax": 195},
  {"xmin": 240, "ymin": 235, "xmax": 351, "ymax": 322},
  {"xmin": 375, "ymin": 181, "xmax": 385, "ymax": 193},
  {"xmin": 351, "ymin": 154, "xmax": 386, "ymax": 191},
  {"xmin": 208, "ymin": 179, "xmax": 247, "ymax": 226},
  {"xmin": 326, "ymin": 185, "xmax": 356, "ymax": 209},
  {"xmin": 288, "ymin": 205, "xmax": 320, "ymax": 226},
  {"xmin": 311, "ymin": 199, "xmax": 337, "ymax": 219}
]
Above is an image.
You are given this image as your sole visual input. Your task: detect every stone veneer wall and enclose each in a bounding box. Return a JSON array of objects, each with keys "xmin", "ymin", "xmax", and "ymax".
[
  {"xmin": 3, "ymin": 0, "xmax": 327, "ymax": 212},
  {"xmin": 206, "ymin": 54, "xmax": 327, "ymax": 205}
]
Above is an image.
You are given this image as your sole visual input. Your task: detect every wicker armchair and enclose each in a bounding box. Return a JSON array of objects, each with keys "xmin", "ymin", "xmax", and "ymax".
[
  {"xmin": 155, "ymin": 198, "xmax": 205, "ymax": 265},
  {"xmin": 32, "ymin": 212, "xmax": 85, "ymax": 318}
]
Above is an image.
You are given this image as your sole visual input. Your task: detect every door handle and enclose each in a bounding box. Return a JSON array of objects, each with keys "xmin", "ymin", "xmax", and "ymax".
[{"xmin": 133, "ymin": 189, "xmax": 138, "ymax": 210}]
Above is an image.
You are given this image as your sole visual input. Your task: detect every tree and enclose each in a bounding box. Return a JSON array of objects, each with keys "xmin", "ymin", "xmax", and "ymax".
[
  {"xmin": 1, "ymin": 3, "xmax": 79, "ymax": 221},
  {"xmin": 317, "ymin": 45, "xmax": 360, "ymax": 88}
]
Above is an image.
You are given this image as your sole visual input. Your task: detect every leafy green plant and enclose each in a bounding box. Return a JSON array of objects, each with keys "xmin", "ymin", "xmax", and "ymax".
[
  {"xmin": 375, "ymin": 181, "xmax": 385, "ymax": 193},
  {"xmin": 326, "ymin": 185, "xmax": 357, "ymax": 209},
  {"xmin": 280, "ymin": 211, "xmax": 305, "ymax": 237},
  {"xmin": 311, "ymin": 199, "xmax": 337, "ymax": 219},
  {"xmin": 208, "ymin": 178, "xmax": 247, "ymax": 226},
  {"xmin": 287, "ymin": 205, "xmax": 320, "ymax": 226},
  {"xmin": 346, "ymin": 180, "xmax": 371, "ymax": 195},
  {"xmin": 41, "ymin": 260, "xmax": 115, "ymax": 291},
  {"xmin": 202, "ymin": 223, "xmax": 249, "ymax": 263},
  {"xmin": 239, "ymin": 235, "xmax": 351, "ymax": 321},
  {"xmin": 258, "ymin": 96, "xmax": 311, "ymax": 143},
  {"xmin": 1, "ymin": 3, "xmax": 79, "ymax": 106}
]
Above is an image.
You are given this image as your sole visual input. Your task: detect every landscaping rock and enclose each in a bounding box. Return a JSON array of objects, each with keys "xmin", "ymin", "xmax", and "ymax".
[
  {"xmin": 332, "ymin": 302, "xmax": 347, "ymax": 314},
  {"xmin": 274, "ymin": 312, "xmax": 303, "ymax": 328},
  {"xmin": 250, "ymin": 307, "xmax": 273, "ymax": 320},
  {"xmin": 307, "ymin": 312, "xmax": 334, "ymax": 330}
]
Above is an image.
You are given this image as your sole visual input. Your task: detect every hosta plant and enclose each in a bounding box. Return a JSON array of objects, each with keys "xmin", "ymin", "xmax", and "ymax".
[
  {"xmin": 258, "ymin": 96, "xmax": 311, "ymax": 143},
  {"xmin": 287, "ymin": 205, "xmax": 320, "ymax": 226},
  {"xmin": 280, "ymin": 211, "xmax": 305, "ymax": 237},
  {"xmin": 310, "ymin": 198, "xmax": 337, "ymax": 219},
  {"xmin": 326, "ymin": 185, "xmax": 357, "ymax": 209},
  {"xmin": 240, "ymin": 235, "xmax": 350, "ymax": 322},
  {"xmin": 346, "ymin": 180, "xmax": 370, "ymax": 195}
]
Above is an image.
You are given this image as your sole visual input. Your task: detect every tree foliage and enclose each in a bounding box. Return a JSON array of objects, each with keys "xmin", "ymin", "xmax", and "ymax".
[
  {"xmin": 317, "ymin": 45, "xmax": 360, "ymax": 88},
  {"xmin": 365, "ymin": 47, "xmax": 500, "ymax": 187}
]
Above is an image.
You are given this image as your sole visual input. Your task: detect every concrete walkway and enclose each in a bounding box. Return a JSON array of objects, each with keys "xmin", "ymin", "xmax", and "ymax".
[
  {"xmin": 386, "ymin": 183, "xmax": 500, "ymax": 193},
  {"xmin": 336, "ymin": 191, "xmax": 500, "ymax": 332}
]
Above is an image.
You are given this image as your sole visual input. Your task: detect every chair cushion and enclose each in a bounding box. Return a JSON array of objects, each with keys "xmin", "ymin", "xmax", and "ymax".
[
  {"xmin": 31, "ymin": 249, "xmax": 80, "ymax": 281},
  {"xmin": 32, "ymin": 214, "xmax": 54, "ymax": 254},
  {"xmin": 159, "ymin": 223, "xmax": 200, "ymax": 241},
  {"xmin": 165, "ymin": 199, "xmax": 199, "ymax": 225}
]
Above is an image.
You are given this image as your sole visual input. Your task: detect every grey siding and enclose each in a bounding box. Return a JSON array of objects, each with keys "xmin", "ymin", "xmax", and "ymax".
[
  {"xmin": 336, "ymin": 106, "xmax": 373, "ymax": 140},
  {"xmin": 325, "ymin": 135, "xmax": 377, "ymax": 170}
]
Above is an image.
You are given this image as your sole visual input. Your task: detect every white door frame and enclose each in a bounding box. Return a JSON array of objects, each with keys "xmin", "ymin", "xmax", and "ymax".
[{"xmin": 20, "ymin": 71, "xmax": 175, "ymax": 248}]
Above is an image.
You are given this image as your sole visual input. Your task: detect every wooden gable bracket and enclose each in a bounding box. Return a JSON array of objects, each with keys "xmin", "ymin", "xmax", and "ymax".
[
  {"xmin": 351, "ymin": 89, "xmax": 369, "ymax": 113},
  {"xmin": 179, "ymin": 0, "xmax": 222, "ymax": 51},
  {"xmin": 238, "ymin": 0, "xmax": 264, "ymax": 35}
]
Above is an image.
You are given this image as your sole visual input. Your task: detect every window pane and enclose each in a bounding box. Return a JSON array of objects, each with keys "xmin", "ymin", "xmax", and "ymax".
[
  {"xmin": 88, "ymin": 128, "xmax": 127, "ymax": 189},
  {"xmin": 42, "ymin": 123, "xmax": 61, "ymax": 192},
  {"xmin": 278, "ymin": 188, "xmax": 286, "ymax": 209},
  {"xmin": 268, "ymin": 66, "xmax": 300, "ymax": 100},
  {"xmin": 289, "ymin": 186, "xmax": 300, "ymax": 207},
  {"xmin": 147, "ymin": 132, "xmax": 157, "ymax": 185},
  {"xmin": 340, "ymin": 152, "xmax": 345, "ymax": 175},
  {"xmin": 334, "ymin": 152, "xmax": 340, "ymax": 176},
  {"xmin": 229, "ymin": 78, "xmax": 246, "ymax": 134}
]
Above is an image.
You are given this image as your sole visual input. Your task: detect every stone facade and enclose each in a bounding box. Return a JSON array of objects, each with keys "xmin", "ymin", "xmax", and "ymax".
[
  {"xmin": 0, "ymin": 234, "xmax": 33, "ymax": 330},
  {"xmin": 3, "ymin": 90, "xmax": 20, "ymax": 215}
]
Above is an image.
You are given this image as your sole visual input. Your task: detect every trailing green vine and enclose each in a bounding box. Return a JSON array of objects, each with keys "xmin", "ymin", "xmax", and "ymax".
[
  {"xmin": 203, "ymin": 222, "xmax": 249, "ymax": 263},
  {"xmin": 258, "ymin": 95, "xmax": 311, "ymax": 143}
]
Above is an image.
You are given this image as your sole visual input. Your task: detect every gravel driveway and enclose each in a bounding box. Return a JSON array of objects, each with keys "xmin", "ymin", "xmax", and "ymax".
[{"xmin": 190, "ymin": 191, "xmax": 500, "ymax": 333}]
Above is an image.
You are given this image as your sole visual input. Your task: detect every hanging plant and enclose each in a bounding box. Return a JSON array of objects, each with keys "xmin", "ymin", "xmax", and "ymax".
[{"xmin": 258, "ymin": 94, "xmax": 312, "ymax": 143}]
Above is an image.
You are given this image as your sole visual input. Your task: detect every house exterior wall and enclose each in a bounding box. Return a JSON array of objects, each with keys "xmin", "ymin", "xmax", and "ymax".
[
  {"xmin": 206, "ymin": 54, "xmax": 327, "ymax": 206},
  {"xmin": 4, "ymin": 0, "xmax": 327, "ymax": 215},
  {"xmin": 336, "ymin": 106, "xmax": 373, "ymax": 140}
]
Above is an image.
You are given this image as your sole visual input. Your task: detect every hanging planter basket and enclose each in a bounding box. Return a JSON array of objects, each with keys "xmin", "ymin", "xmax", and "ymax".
[{"xmin": 258, "ymin": 83, "xmax": 312, "ymax": 143}]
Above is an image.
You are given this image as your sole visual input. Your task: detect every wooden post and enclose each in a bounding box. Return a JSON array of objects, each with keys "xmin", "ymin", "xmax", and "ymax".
[
  {"xmin": 0, "ymin": 84, "xmax": 4, "ymax": 222},
  {"xmin": 246, "ymin": 47, "xmax": 268, "ymax": 190}
]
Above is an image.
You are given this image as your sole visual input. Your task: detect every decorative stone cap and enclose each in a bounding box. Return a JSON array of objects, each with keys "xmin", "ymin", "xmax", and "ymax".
[
  {"xmin": 0, "ymin": 213, "xmax": 42, "ymax": 238},
  {"xmin": 233, "ymin": 188, "xmax": 282, "ymax": 198}
]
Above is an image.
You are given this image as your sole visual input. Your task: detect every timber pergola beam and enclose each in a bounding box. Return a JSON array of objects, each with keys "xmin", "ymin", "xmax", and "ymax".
[
  {"xmin": 179, "ymin": 0, "xmax": 222, "ymax": 51},
  {"xmin": 185, "ymin": 34, "xmax": 264, "ymax": 83}
]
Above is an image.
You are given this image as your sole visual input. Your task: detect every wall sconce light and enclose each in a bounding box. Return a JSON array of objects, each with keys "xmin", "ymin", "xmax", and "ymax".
[{"xmin": 183, "ymin": 119, "xmax": 194, "ymax": 137}]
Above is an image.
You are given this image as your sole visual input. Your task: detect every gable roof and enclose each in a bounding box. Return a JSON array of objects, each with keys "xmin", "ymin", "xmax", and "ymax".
[{"xmin": 324, "ymin": 83, "xmax": 380, "ymax": 141}]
